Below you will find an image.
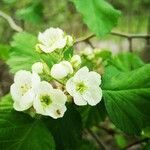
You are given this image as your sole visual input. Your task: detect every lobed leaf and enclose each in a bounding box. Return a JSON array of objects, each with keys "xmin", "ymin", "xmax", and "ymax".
[
  {"xmin": 102, "ymin": 64, "xmax": 150, "ymax": 134},
  {"xmin": 0, "ymin": 95, "xmax": 55, "ymax": 150},
  {"xmin": 72, "ymin": 0, "xmax": 121, "ymax": 37}
]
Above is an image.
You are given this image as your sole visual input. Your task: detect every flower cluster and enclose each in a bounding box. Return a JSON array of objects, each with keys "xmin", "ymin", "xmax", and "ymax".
[{"xmin": 10, "ymin": 27, "xmax": 102, "ymax": 119}]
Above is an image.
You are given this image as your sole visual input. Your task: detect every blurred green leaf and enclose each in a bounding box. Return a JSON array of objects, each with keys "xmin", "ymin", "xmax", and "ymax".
[
  {"xmin": 72, "ymin": 0, "xmax": 121, "ymax": 37},
  {"xmin": 2, "ymin": 0, "xmax": 17, "ymax": 4},
  {"xmin": 16, "ymin": 1, "xmax": 44, "ymax": 24},
  {"xmin": 142, "ymin": 127, "xmax": 150, "ymax": 137},
  {"xmin": 115, "ymin": 135, "xmax": 127, "ymax": 149},
  {"xmin": 110, "ymin": 52, "xmax": 144, "ymax": 71},
  {"xmin": 0, "ymin": 44, "xmax": 10, "ymax": 61},
  {"xmin": 95, "ymin": 50, "xmax": 112, "ymax": 61},
  {"xmin": 63, "ymin": 47, "xmax": 73, "ymax": 60},
  {"xmin": 79, "ymin": 139, "xmax": 97, "ymax": 150},
  {"xmin": 102, "ymin": 64, "xmax": 150, "ymax": 134},
  {"xmin": 143, "ymin": 142, "xmax": 150, "ymax": 150},
  {"xmin": 79, "ymin": 101, "xmax": 107, "ymax": 128},
  {"xmin": 7, "ymin": 32, "xmax": 57, "ymax": 73},
  {"xmin": 44, "ymin": 106, "xmax": 82, "ymax": 150},
  {"xmin": 0, "ymin": 94, "xmax": 13, "ymax": 112},
  {"xmin": 0, "ymin": 96, "xmax": 55, "ymax": 150}
]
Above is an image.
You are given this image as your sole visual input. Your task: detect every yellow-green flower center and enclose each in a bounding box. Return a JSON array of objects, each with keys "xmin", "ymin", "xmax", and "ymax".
[
  {"xmin": 76, "ymin": 82, "xmax": 87, "ymax": 94},
  {"xmin": 20, "ymin": 84, "xmax": 31, "ymax": 95},
  {"xmin": 40, "ymin": 94, "xmax": 52, "ymax": 106}
]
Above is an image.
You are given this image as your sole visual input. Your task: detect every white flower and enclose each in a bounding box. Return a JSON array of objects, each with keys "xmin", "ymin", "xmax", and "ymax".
[
  {"xmin": 10, "ymin": 70, "xmax": 41, "ymax": 111},
  {"xmin": 51, "ymin": 61, "xmax": 73, "ymax": 79},
  {"xmin": 33, "ymin": 81, "xmax": 67, "ymax": 119},
  {"xmin": 70, "ymin": 55, "xmax": 81, "ymax": 68},
  {"xmin": 32, "ymin": 62, "xmax": 44, "ymax": 74},
  {"xmin": 66, "ymin": 67, "xmax": 102, "ymax": 106},
  {"xmin": 37, "ymin": 27, "xmax": 73, "ymax": 53}
]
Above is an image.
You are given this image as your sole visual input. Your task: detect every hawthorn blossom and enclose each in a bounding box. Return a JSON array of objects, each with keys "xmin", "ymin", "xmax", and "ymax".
[
  {"xmin": 51, "ymin": 61, "xmax": 73, "ymax": 79},
  {"xmin": 36, "ymin": 27, "xmax": 73, "ymax": 53},
  {"xmin": 66, "ymin": 67, "xmax": 102, "ymax": 106},
  {"xmin": 10, "ymin": 70, "xmax": 40, "ymax": 111},
  {"xmin": 33, "ymin": 81, "xmax": 67, "ymax": 119}
]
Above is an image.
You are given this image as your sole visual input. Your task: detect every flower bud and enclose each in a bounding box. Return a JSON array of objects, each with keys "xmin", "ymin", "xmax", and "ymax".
[
  {"xmin": 32, "ymin": 62, "xmax": 44, "ymax": 74},
  {"xmin": 66, "ymin": 35, "xmax": 74, "ymax": 46},
  {"xmin": 70, "ymin": 55, "xmax": 81, "ymax": 68},
  {"xmin": 81, "ymin": 47, "xmax": 94, "ymax": 60},
  {"xmin": 51, "ymin": 61, "xmax": 73, "ymax": 79}
]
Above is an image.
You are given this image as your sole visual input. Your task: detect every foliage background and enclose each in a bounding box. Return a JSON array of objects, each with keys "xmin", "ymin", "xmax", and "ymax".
[{"xmin": 0, "ymin": 0, "xmax": 150, "ymax": 149}]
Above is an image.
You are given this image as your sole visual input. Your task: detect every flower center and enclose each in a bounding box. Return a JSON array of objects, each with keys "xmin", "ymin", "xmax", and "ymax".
[
  {"xmin": 76, "ymin": 82, "xmax": 87, "ymax": 94},
  {"xmin": 20, "ymin": 83, "xmax": 31, "ymax": 95},
  {"xmin": 40, "ymin": 94, "xmax": 52, "ymax": 106}
]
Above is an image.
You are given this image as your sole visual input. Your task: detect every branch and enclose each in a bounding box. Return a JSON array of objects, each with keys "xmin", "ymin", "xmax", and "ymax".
[
  {"xmin": 96, "ymin": 125, "xmax": 117, "ymax": 136},
  {"xmin": 86, "ymin": 129, "xmax": 106, "ymax": 150},
  {"xmin": 75, "ymin": 33, "xmax": 95, "ymax": 44},
  {"xmin": 75, "ymin": 32, "xmax": 150, "ymax": 44},
  {"xmin": 123, "ymin": 138, "xmax": 150, "ymax": 150},
  {"xmin": 0, "ymin": 10, "xmax": 23, "ymax": 32}
]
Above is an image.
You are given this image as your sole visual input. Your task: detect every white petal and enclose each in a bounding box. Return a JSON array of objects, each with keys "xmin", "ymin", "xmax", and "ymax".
[
  {"xmin": 66, "ymin": 78, "xmax": 76, "ymax": 96},
  {"xmin": 33, "ymin": 96, "xmax": 44, "ymax": 115},
  {"xmin": 38, "ymin": 44, "xmax": 54, "ymax": 53},
  {"xmin": 53, "ymin": 38, "xmax": 67, "ymax": 49},
  {"xmin": 46, "ymin": 104, "xmax": 67, "ymax": 119},
  {"xmin": 13, "ymin": 101, "xmax": 22, "ymax": 111},
  {"xmin": 86, "ymin": 71, "xmax": 101, "ymax": 86},
  {"xmin": 31, "ymin": 72, "xmax": 41, "ymax": 88},
  {"xmin": 74, "ymin": 67, "xmax": 89, "ymax": 81},
  {"xmin": 61, "ymin": 61, "xmax": 73, "ymax": 74},
  {"xmin": 10, "ymin": 84, "xmax": 21, "ymax": 102},
  {"xmin": 73, "ymin": 93, "xmax": 87, "ymax": 106},
  {"xmin": 83, "ymin": 87, "xmax": 102, "ymax": 106},
  {"xmin": 51, "ymin": 89, "xmax": 67, "ymax": 105},
  {"xmin": 19, "ymin": 90, "xmax": 35, "ymax": 110},
  {"xmin": 34, "ymin": 81, "xmax": 52, "ymax": 95},
  {"xmin": 14, "ymin": 70, "xmax": 32, "ymax": 86}
]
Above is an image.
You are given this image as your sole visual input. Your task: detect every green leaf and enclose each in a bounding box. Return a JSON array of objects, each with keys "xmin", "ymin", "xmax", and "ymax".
[
  {"xmin": 16, "ymin": 1, "xmax": 44, "ymax": 24},
  {"xmin": 72, "ymin": 0, "xmax": 121, "ymax": 37},
  {"xmin": 79, "ymin": 139, "xmax": 97, "ymax": 150},
  {"xmin": 0, "ymin": 44, "xmax": 10, "ymax": 61},
  {"xmin": 63, "ymin": 47, "xmax": 73, "ymax": 60},
  {"xmin": 102, "ymin": 64, "xmax": 150, "ymax": 134},
  {"xmin": 95, "ymin": 50, "xmax": 112, "ymax": 61},
  {"xmin": 7, "ymin": 32, "xmax": 57, "ymax": 73},
  {"xmin": 110, "ymin": 52, "xmax": 144, "ymax": 71},
  {"xmin": 79, "ymin": 101, "xmax": 106, "ymax": 128},
  {"xmin": 115, "ymin": 135, "xmax": 127, "ymax": 149},
  {"xmin": 44, "ymin": 105, "xmax": 82, "ymax": 150},
  {"xmin": 142, "ymin": 127, "xmax": 150, "ymax": 138},
  {"xmin": 0, "ymin": 96, "xmax": 55, "ymax": 150},
  {"xmin": 0, "ymin": 94, "xmax": 13, "ymax": 112}
]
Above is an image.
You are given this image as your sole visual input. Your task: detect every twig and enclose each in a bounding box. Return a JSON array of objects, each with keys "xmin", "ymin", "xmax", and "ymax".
[
  {"xmin": 75, "ymin": 32, "xmax": 150, "ymax": 44},
  {"xmin": 85, "ymin": 39, "xmax": 95, "ymax": 48},
  {"xmin": 123, "ymin": 138, "xmax": 150, "ymax": 150},
  {"xmin": 97, "ymin": 125, "xmax": 117, "ymax": 136},
  {"xmin": 0, "ymin": 10, "xmax": 23, "ymax": 32},
  {"xmin": 86, "ymin": 129, "xmax": 106, "ymax": 150},
  {"xmin": 75, "ymin": 33, "xmax": 95, "ymax": 44}
]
